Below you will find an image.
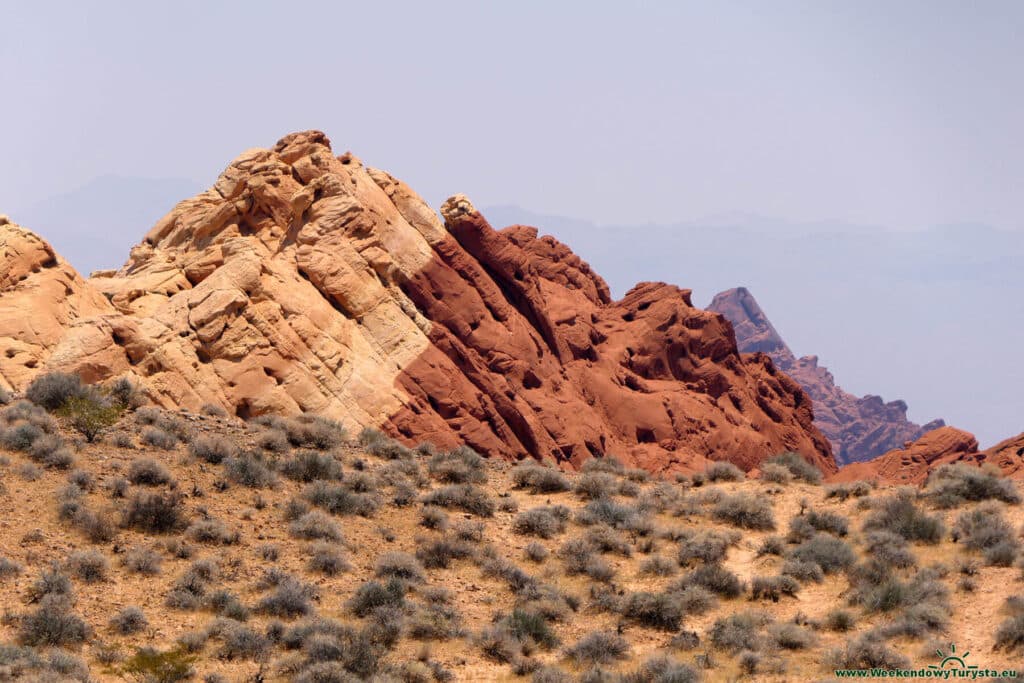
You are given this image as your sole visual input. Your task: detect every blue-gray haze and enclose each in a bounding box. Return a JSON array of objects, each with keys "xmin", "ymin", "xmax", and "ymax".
[{"xmin": 1, "ymin": 2, "xmax": 1021, "ymax": 446}]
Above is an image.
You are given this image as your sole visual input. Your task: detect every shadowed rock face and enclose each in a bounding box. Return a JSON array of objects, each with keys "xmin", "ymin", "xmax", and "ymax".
[
  {"xmin": 0, "ymin": 131, "xmax": 834, "ymax": 474},
  {"xmin": 708, "ymin": 287, "xmax": 943, "ymax": 465}
]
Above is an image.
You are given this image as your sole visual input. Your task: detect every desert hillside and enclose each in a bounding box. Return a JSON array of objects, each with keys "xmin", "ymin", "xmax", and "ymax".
[{"xmin": 0, "ymin": 375, "xmax": 1023, "ymax": 682}]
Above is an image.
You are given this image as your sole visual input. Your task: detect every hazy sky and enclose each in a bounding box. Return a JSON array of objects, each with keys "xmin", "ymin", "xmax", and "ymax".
[
  {"xmin": 3, "ymin": 1, "xmax": 1022, "ymax": 229},
  {"xmin": 2, "ymin": 2, "xmax": 1022, "ymax": 446}
]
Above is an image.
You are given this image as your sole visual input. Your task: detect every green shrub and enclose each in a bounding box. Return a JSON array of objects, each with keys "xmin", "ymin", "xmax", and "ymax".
[
  {"xmin": 120, "ymin": 646, "xmax": 196, "ymax": 683},
  {"xmin": 58, "ymin": 395, "xmax": 123, "ymax": 442}
]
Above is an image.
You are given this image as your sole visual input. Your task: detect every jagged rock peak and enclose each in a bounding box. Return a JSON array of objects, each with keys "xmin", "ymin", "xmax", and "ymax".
[{"xmin": 708, "ymin": 286, "xmax": 943, "ymax": 465}]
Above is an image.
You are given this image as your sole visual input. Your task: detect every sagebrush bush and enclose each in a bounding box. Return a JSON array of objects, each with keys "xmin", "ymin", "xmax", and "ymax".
[
  {"xmin": 640, "ymin": 555, "xmax": 678, "ymax": 577},
  {"xmin": 256, "ymin": 578, "xmax": 317, "ymax": 618},
  {"xmin": 621, "ymin": 591, "xmax": 684, "ymax": 630},
  {"xmin": 141, "ymin": 427, "xmax": 178, "ymax": 450},
  {"xmin": 706, "ymin": 461, "xmax": 744, "ymax": 482},
  {"xmin": 925, "ymin": 463, "xmax": 1021, "ymax": 508},
  {"xmin": 224, "ymin": 452, "xmax": 278, "ymax": 488},
  {"xmin": 760, "ymin": 463, "xmax": 793, "ymax": 484},
  {"xmin": 514, "ymin": 506, "xmax": 570, "ymax": 538},
  {"xmin": 826, "ymin": 636, "xmax": 911, "ymax": 669},
  {"xmin": 825, "ymin": 480, "xmax": 873, "ymax": 501},
  {"xmin": 27, "ymin": 566, "xmax": 73, "ymax": 602},
  {"xmin": 863, "ymin": 491, "xmax": 944, "ymax": 543},
  {"xmin": 288, "ymin": 511, "xmax": 342, "ymax": 541},
  {"xmin": 787, "ymin": 533, "xmax": 855, "ymax": 574},
  {"xmin": 576, "ymin": 498, "xmax": 642, "ymax": 529},
  {"xmin": 121, "ymin": 491, "xmax": 187, "ymax": 533},
  {"xmin": 712, "ymin": 492, "xmax": 775, "ymax": 530},
  {"xmin": 307, "ymin": 542, "xmax": 350, "ymax": 576},
  {"xmin": 574, "ymin": 472, "xmax": 621, "ymax": 500},
  {"xmin": 676, "ymin": 528, "xmax": 739, "ymax": 565},
  {"xmin": 408, "ymin": 601, "xmax": 463, "ymax": 641},
  {"xmin": 781, "ymin": 557, "xmax": 824, "ymax": 583},
  {"xmin": 994, "ymin": 615, "xmax": 1024, "ymax": 654},
  {"xmin": 678, "ymin": 563, "xmax": 743, "ymax": 598},
  {"xmin": 764, "ymin": 451, "xmax": 822, "ymax": 484},
  {"xmin": 122, "ymin": 547, "xmax": 162, "ymax": 575},
  {"xmin": 566, "ymin": 631, "xmax": 629, "ymax": 665},
  {"xmin": 864, "ymin": 530, "xmax": 916, "ymax": 568},
  {"xmin": 187, "ymin": 518, "xmax": 239, "ymax": 545},
  {"xmin": 283, "ymin": 414, "xmax": 347, "ymax": 450},
  {"xmin": 110, "ymin": 606, "xmax": 148, "ymax": 635},
  {"xmin": 18, "ymin": 595, "xmax": 89, "ymax": 646},
  {"xmin": 421, "ymin": 484, "xmax": 495, "ymax": 517},
  {"xmin": 303, "ymin": 480, "xmax": 380, "ymax": 517},
  {"xmin": 769, "ymin": 621, "xmax": 814, "ymax": 650},
  {"xmin": 528, "ymin": 540, "xmax": 552, "ymax": 565},
  {"xmin": 419, "ymin": 506, "xmax": 449, "ymax": 530},
  {"xmin": 66, "ymin": 549, "xmax": 108, "ymax": 582},
  {"xmin": 128, "ymin": 458, "xmax": 173, "ymax": 486},
  {"xmin": 280, "ymin": 449, "xmax": 343, "ymax": 482},
  {"xmin": 416, "ymin": 536, "xmax": 475, "ymax": 569},
  {"xmin": 0, "ymin": 555, "xmax": 23, "ymax": 579},
  {"xmin": 428, "ymin": 445, "xmax": 487, "ymax": 484},
  {"xmin": 756, "ymin": 535, "xmax": 785, "ymax": 557},
  {"xmin": 826, "ymin": 609, "xmax": 857, "ymax": 632},
  {"xmin": 952, "ymin": 501, "xmax": 1018, "ymax": 552},
  {"xmin": 257, "ymin": 429, "xmax": 290, "ymax": 453},
  {"xmin": 511, "ymin": 463, "xmax": 570, "ymax": 493},
  {"xmin": 375, "ymin": 551, "xmax": 426, "ymax": 583},
  {"xmin": 25, "ymin": 372, "xmax": 85, "ymax": 410},
  {"xmin": 708, "ymin": 610, "xmax": 771, "ymax": 653},
  {"xmin": 750, "ymin": 575, "xmax": 800, "ymax": 602},
  {"xmin": 189, "ymin": 436, "xmax": 237, "ymax": 464},
  {"xmin": 347, "ymin": 578, "xmax": 406, "ymax": 617},
  {"xmin": 787, "ymin": 509, "xmax": 848, "ymax": 542}
]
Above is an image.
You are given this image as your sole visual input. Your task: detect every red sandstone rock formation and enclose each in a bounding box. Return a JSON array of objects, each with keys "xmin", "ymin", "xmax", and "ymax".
[
  {"xmin": 829, "ymin": 426, "xmax": 978, "ymax": 484},
  {"xmin": 0, "ymin": 132, "xmax": 834, "ymax": 474},
  {"xmin": 708, "ymin": 287, "xmax": 943, "ymax": 465}
]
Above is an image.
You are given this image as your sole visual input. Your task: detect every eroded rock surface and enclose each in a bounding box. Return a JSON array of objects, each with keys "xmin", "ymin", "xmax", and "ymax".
[
  {"xmin": 0, "ymin": 132, "xmax": 834, "ymax": 473},
  {"xmin": 709, "ymin": 287, "xmax": 943, "ymax": 465}
]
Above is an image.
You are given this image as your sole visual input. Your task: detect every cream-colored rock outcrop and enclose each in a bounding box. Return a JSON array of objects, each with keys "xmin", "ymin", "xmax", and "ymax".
[{"xmin": 3, "ymin": 132, "xmax": 442, "ymax": 433}]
